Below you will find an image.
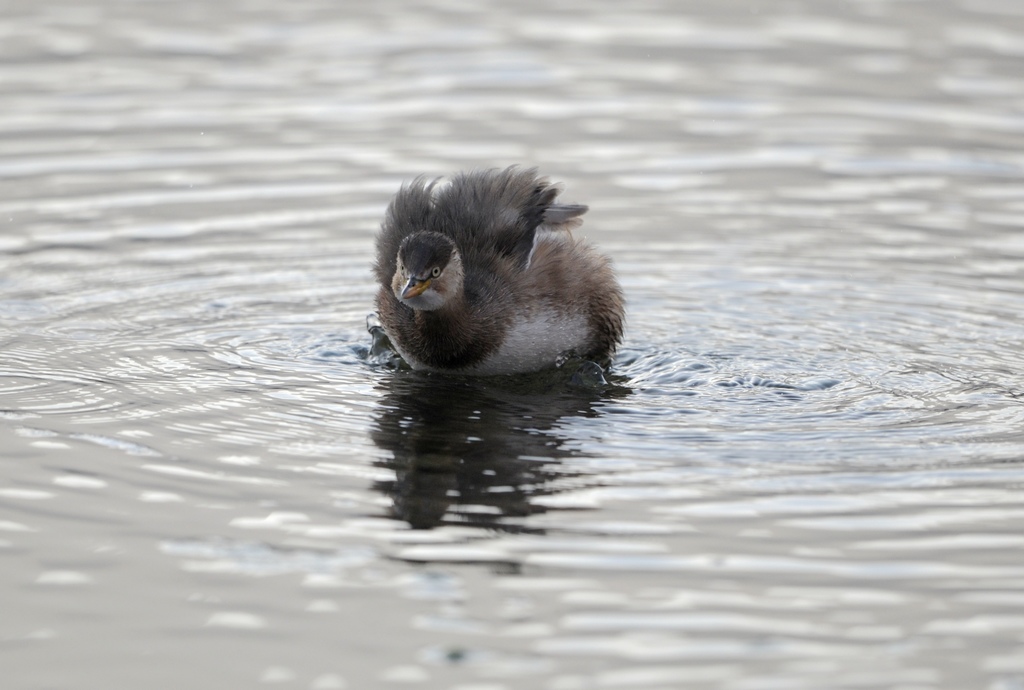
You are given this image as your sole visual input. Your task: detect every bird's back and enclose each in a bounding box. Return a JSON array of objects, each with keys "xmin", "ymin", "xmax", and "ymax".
[{"xmin": 376, "ymin": 167, "xmax": 582, "ymax": 281}]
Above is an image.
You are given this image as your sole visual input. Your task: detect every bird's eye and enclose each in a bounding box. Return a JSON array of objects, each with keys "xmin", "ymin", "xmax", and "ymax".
[{"xmin": 431, "ymin": 267, "xmax": 441, "ymax": 278}]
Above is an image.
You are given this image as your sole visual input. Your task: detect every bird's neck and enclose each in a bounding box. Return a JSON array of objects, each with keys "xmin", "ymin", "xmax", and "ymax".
[
  {"xmin": 412, "ymin": 286, "xmax": 493, "ymax": 368},
  {"xmin": 416, "ymin": 285, "xmax": 467, "ymax": 331}
]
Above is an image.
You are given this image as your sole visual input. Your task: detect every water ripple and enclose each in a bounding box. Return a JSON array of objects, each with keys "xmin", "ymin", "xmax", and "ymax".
[{"xmin": 3, "ymin": 1, "xmax": 1024, "ymax": 688}]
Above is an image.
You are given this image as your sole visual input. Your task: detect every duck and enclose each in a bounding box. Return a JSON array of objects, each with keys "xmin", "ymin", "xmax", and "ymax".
[{"xmin": 373, "ymin": 166, "xmax": 624, "ymax": 376}]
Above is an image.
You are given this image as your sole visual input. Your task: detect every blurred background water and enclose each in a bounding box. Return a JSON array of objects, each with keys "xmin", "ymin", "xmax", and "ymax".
[{"xmin": 3, "ymin": 0, "xmax": 1024, "ymax": 688}]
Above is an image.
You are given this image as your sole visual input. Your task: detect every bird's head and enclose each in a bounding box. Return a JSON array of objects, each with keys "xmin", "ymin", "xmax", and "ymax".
[{"xmin": 392, "ymin": 232, "xmax": 463, "ymax": 311}]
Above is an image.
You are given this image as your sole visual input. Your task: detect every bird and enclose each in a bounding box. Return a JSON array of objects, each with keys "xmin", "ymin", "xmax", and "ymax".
[{"xmin": 373, "ymin": 166, "xmax": 624, "ymax": 376}]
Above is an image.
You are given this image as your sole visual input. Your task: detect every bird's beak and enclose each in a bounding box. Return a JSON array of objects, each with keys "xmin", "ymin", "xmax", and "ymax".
[{"xmin": 402, "ymin": 277, "xmax": 431, "ymax": 299}]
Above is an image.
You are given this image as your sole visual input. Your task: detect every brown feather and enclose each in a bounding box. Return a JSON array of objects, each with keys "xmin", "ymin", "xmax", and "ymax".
[{"xmin": 373, "ymin": 167, "xmax": 624, "ymax": 374}]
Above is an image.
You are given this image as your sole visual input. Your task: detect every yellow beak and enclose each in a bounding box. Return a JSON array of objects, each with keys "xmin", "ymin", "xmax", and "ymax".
[{"xmin": 402, "ymin": 277, "xmax": 431, "ymax": 299}]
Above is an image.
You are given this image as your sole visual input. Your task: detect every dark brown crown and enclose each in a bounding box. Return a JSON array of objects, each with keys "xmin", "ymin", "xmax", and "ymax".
[{"xmin": 397, "ymin": 231, "xmax": 456, "ymax": 278}]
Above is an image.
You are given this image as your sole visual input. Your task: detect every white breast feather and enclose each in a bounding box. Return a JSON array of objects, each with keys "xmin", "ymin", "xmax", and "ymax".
[{"xmin": 467, "ymin": 310, "xmax": 590, "ymax": 375}]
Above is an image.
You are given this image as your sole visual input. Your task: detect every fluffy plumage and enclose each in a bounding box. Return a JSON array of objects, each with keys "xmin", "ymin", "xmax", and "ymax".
[{"xmin": 373, "ymin": 166, "xmax": 624, "ymax": 375}]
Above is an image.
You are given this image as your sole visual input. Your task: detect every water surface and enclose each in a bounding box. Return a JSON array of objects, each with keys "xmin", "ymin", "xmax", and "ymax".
[{"xmin": 3, "ymin": 0, "xmax": 1024, "ymax": 688}]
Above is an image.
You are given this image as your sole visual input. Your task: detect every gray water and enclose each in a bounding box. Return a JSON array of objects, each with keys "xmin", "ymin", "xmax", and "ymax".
[{"xmin": 3, "ymin": 1, "xmax": 1024, "ymax": 688}]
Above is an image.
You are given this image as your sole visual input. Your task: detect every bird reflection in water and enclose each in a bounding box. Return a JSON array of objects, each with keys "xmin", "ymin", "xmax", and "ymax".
[{"xmin": 369, "ymin": 357, "xmax": 628, "ymax": 532}]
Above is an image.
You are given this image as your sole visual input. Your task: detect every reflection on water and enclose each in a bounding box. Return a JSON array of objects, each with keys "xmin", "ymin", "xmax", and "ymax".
[
  {"xmin": 4, "ymin": 0, "xmax": 1024, "ymax": 688},
  {"xmin": 371, "ymin": 366, "xmax": 628, "ymax": 531}
]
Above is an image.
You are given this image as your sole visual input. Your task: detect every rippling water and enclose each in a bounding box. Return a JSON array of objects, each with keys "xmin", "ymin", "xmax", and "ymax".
[{"xmin": 4, "ymin": 1, "xmax": 1024, "ymax": 688}]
